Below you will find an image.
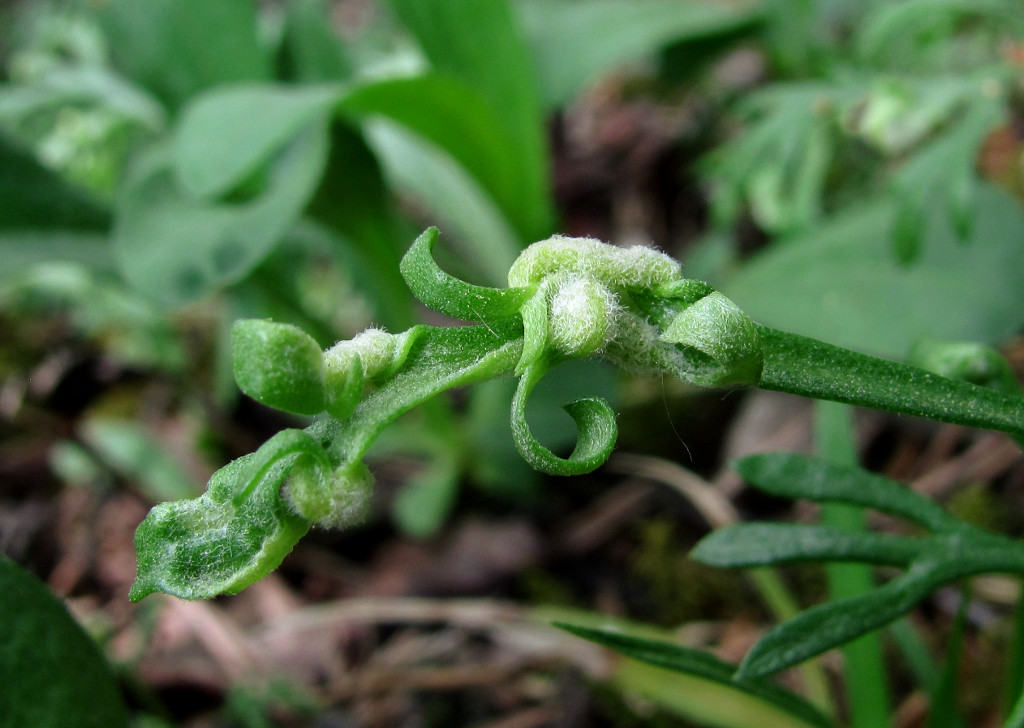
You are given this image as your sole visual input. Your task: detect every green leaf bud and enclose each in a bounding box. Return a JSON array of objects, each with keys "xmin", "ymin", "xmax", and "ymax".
[
  {"xmin": 232, "ymin": 319, "xmax": 327, "ymax": 415},
  {"xmin": 508, "ymin": 235, "xmax": 681, "ymax": 290},
  {"xmin": 283, "ymin": 460, "xmax": 373, "ymax": 528},
  {"xmin": 548, "ymin": 275, "xmax": 617, "ymax": 357},
  {"xmin": 661, "ymin": 292, "xmax": 763, "ymax": 387}
]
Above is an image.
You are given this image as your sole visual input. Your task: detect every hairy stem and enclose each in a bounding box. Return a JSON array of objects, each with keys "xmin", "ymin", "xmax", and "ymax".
[{"xmin": 758, "ymin": 327, "xmax": 1024, "ymax": 441}]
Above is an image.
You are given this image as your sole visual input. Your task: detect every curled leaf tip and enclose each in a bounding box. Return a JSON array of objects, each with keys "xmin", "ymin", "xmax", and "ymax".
[
  {"xmin": 400, "ymin": 226, "xmax": 531, "ymax": 322},
  {"xmin": 511, "ymin": 361, "xmax": 618, "ymax": 476},
  {"xmin": 660, "ymin": 292, "xmax": 763, "ymax": 387}
]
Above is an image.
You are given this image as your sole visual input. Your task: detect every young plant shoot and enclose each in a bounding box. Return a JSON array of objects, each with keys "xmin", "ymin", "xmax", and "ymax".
[{"xmin": 131, "ymin": 228, "xmax": 1024, "ymax": 601}]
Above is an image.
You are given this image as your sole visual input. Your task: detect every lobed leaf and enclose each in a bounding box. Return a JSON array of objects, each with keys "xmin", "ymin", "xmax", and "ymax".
[{"xmin": 130, "ymin": 429, "xmax": 321, "ymax": 601}]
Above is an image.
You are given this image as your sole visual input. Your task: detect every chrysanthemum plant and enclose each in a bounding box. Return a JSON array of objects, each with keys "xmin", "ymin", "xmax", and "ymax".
[{"xmin": 131, "ymin": 228, "xmax": 1024, "ymax": 720}]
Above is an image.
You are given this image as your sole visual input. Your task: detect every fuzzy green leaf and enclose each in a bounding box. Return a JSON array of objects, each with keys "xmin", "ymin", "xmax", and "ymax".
[
  {"xmin": 130, "ymin": 429, "xmax": 321, "ymax": 601},
  {"xmin": 734, "ymin": 453, "xmax": 963, "ymax": 533},
  {"xmin": 232, "ymin": 319, "xmax": 327, "ymax": 415},
  {"xmin": 661, "ymin": 291, "xmax": 763, "ymax": 387},
  {"xmin": 555, "ymin": 623, "xmax": 836, "ymax": 728},
  {"xmin": 757, "ymin": 328, "xmax": 1024, "ymax": 444},
  {"xmin": 399, "ymin": 227, "xmax": 531, "ymax": 322},
  {"xmin": 693, "ymin": 523, "xmax": 923, "ymax": 569}
]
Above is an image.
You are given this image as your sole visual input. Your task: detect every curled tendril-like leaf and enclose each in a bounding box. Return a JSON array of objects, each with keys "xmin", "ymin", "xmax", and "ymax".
[
  {"xmin": 400, "ymin": 227, "xmax": 532, "ymax": 322},
  {"xmin": 130, "ymin": 429, "xmax": 326, "ymax": 601},
  {"xmin": 511, "ymin": 358, "xmax": 618, "ymax": 476}
]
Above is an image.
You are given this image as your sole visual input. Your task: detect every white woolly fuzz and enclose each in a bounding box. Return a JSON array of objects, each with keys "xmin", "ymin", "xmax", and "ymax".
[
  {"xmin": 324, "ymin": 327, "xmax": 398, "ymax": 380},
  {"xmin": 508, "ymin": 235, "xmax": 681, "ymax": 289},
  {"xmin": 548, "ymin": 276, "xmax": 619, "ymax": 357},
  {"xmin": 284, "ymin": 460, "xmax": 373, "ymax": 528}
]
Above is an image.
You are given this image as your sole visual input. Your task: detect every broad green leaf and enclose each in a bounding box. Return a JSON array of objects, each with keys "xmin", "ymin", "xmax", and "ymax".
[
  {"xmin": 693, "ymin": 523, "xmax": 922, "ymax": 569},
  {"xmin": 339, "ymin": 75, "xmax": 534, "ymax": 241},
  {"xmin": 733, "ymin": 454, "xmax": 963, "ymax": 533},
  {"xmin": 387, "ymin": 0, "xmax": 553, "ymax": 240},
  {"xmin": 738, "ymin": 563, "xmax": 949, "ymax": 679},
  {"xmin": 517, "ymin": 0, "xmax": 762, "ymax": 108},
  {"xmin": 131, "ymin": 429, "xmax": 319, "ymax": 601},
  {"xmin": 0, "ymin": 556, "xmax": 129, "ymax": 728},
  {"xmin": 174, "ymin": 84, "xmax": 340, "ymax": 199},
  {"xmin": 365, "ymin": 120, "xmax": 521, "ymax": 285},
  {"xmin": 724, "ymin": 185, "xmax": 1024, "ymax": 358},
  {"xmin": 0, "ymin": 136, "xmax": 110, "ymax": 230},
  {"xmin": 556, "ymin": 623, "xmax": 835, "ymax": 728},
  {"xmin": 98, "ymin": 0, "xmax": 271, "ymax": 110},
  {"xmin": 114, "ymin": 121, "xmax": 328, "ymax": 305},
  {"xmin": 232, "ymin": 319, "xmax": 327, "ymax": 416}
]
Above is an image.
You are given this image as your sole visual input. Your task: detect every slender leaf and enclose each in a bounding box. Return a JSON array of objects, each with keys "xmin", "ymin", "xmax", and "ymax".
[
  {"xmin": 365, "ymin": 120, "xmax": 521, "ymax": 286},
  {"xmin": 399, "ymin": 227, "xmax": 531, "ymax": 322},
  {"xmin": 757, "ymin": 329, "xmax": 1024, "ymax": 443},
  {"xmin": 387, "ymin": 0, "xmax": 552, "ymax": 240},
  {"xmin": 692, "ymin": 523, "xmax": 922, "ymax": 569},
  {"xmin": 739, "ymin": 563, "xmax": 948, "ymax": 679},
  {"xmin": 734, "ymin": 453, "xmax": 963, "ymax": 532},
  {"xmin": 556, "ymin": 623, "xmax": 836, "ymax": 728}
]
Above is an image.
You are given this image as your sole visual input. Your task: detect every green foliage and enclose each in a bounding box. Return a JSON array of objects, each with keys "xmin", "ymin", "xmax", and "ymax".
[
  {"xmin": 132, "ymin": 227, "xmax": 1024, "ymax": 615},
  {"xmin": 0, "ymin": 555, "xmax": 129, "ymax": 728},
  {"xmin": 555, "ymin": 623, "xmax": 836, "ymax": 728},
  {"xmin": 693, "ymin": 454, "xmax": 1024, "ymax": 678}
]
